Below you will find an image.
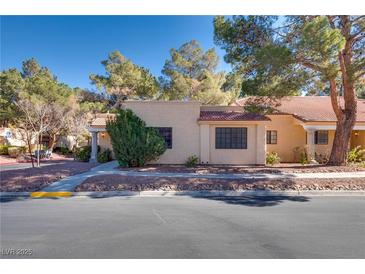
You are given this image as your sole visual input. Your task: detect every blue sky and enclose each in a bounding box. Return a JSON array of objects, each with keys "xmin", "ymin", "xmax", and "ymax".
[{"xmin": 1, "ymin": 16, "xmax": 231, "ymax": 90}]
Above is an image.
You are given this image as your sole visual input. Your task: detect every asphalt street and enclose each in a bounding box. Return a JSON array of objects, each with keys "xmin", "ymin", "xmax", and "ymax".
[{"xmin": 1, "ymin": 195, "xmax": 364, "ymax": 258}]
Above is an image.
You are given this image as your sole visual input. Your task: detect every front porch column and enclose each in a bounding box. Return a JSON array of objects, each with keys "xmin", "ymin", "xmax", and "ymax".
[
  {"xmin": 200, "ymin": 124, "xmax": 210, "ymax": 164},
  {"xmin": 306, "ymin": 129, "xmax": 317, "ymax": 164},
  {"xmin": 90, "ymin": 131, "xmax": 98, "ymax": 162},
  {"xmin": 256, "ymin": 124, "xmax": 266, "ymax": 165}
]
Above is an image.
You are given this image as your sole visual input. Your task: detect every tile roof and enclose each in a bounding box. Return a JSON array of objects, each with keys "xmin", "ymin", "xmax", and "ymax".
[
  {"xmin": 232, "ymin": 96, "xmax": 365, "ymax": 122},
  {"xmin": 90, "ymin": 113, "xmax": 115, "ymax": 127},
  {"xmin": 199, "ymin": 111, "xmax": 270, "ymax": 121}
]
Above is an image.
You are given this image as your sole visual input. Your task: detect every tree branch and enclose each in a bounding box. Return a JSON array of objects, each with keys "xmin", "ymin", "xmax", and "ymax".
[
  {"xmin": 329, "ymin": 79, "xmax": 343, "ymax": 120},
  {"xmin": 296, "ymin": 58, "xmax": 323, "ymax": 72},
  {"xmin": 327, "ymin": 16, "xmax": 337, "ymax": 29}
]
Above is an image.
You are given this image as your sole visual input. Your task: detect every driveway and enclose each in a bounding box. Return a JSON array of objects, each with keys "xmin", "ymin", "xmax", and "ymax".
[{"xmin": 1, "ymin": 195, "xmax": 364, "ymax": 258}]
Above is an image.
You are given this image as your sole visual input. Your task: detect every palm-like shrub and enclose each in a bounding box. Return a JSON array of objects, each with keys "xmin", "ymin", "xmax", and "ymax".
[
  {"xmin": 266, "ymin": 152, "xmax": 280, "ymax": 166},
  {"xmin": 347, "ymin": 146, "xmax": 365, "ymax": 163},
  {"xmin": 106, "ymin": 109, "xmax": 166, "ymax": 167}
]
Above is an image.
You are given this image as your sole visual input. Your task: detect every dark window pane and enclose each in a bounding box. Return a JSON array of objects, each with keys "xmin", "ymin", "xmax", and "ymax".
[
  {"xmin": 315, "ymin": 130, "xmax": 328, "ymax": 145},
  {"xmin": 266, "ymin": 130, "xmax": 277, "ymax": 144},
  {"xmin": 215, "ymin": 127, "xmax": 247, "ymax": 149},
  {"xmin": 266, "ymin": 130, "xmax": 278, "ymax": 145},
  {"xmin": 154, "ymin": 127, "xmax": 172, "ymax": 149}
]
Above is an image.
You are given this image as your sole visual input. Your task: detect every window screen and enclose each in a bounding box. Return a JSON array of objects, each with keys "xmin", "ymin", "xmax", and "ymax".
[{"xmin": 215, "ymin": 127, "xmax": 247, "ymax": 149}]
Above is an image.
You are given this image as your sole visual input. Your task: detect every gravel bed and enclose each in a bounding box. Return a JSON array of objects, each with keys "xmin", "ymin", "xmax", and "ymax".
[
  {"xmin": 75, "ymin": 174, "xmax": 365, "ymax": 192},
  {"xmin": 119, "ymin": 164, "xmax": 365, "ymax": 174},
  {"xmin": 0, "ymin": 161, "xmax": 99, "ymax": 192}
]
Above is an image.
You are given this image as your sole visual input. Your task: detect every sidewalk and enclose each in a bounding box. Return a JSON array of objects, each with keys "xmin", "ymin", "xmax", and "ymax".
[
  {"xmin": 41, "ymin": 161, "xmax": 119, "ymax": 192},
  {"xmin": 41, "ymin": 160, "xmax": 365, "ymax": 192}
]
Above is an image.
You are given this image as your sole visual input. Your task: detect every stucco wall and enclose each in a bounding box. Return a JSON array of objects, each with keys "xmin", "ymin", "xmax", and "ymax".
[
  {"xmin": 92, "ymin": 103, "xmax": 365, "ymax": 165},
  {"xmin": 98, "ymin": 131, "xmax": 112, "ymax": 151},
  {"xmin": 208, "ymin": 124, "xmax": 259, "ymax": 165},
  {"xmin": 266, "ymin": 115, "xmax": 306, "ymax": 162},
  {"xmin": 123, "ymin": 101, "xmax": 201, "ymax": 164},
  {"xmin": 351, "ymin": 130, "xmax": 365, "ymax": 149},
  {"xmin": 314, "ymin": 130, "xmax": 334, "ymax": 159}
]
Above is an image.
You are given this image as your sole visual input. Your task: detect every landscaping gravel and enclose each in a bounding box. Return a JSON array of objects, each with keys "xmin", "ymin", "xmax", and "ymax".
[
  {"xmin": 75, "ymin": 174, "xmax": 365, "ymax": 192},
  {"xmin": 119, "ymin": 163, "xmax": 365, "ymax": 174},
  {"xmin": 0, "ymin": 161, "xmax": 99, "ymax": 192}
]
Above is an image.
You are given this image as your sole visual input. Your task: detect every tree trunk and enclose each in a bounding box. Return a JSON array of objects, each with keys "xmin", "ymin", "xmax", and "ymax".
[
  {"xmin": 328, "ymin": 115, "xmax": 355, "ymax": 165},
  {"xmin": 26, "ymin": 132, "xmax": 34, "ymax": 168},
  {"xmin": 327, "ymin": 54, "xmax": 357, "ymax": 165},
  {"xmin": 36, "ymin": 133, "xmax": 40, "ymax": 168},
  {"xmin": 48, "ymin": 133, "xmax": 58, "ymax": 152}
]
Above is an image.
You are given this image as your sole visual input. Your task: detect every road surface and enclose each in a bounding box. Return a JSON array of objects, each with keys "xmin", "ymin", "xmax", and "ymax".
[{"xmin": 1, "ymin": 195, "xmax": 364, "ymax": 258}]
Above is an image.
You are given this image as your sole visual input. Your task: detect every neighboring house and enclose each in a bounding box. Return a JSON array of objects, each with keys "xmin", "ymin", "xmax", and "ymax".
[
  {"xmin": 0, "ymin": 127, "xmax": 27, "ymax": 147},
  {"xmin": 0, "ymin": 127, "xmax": 78, "ymax": 151},
  {"xmin": 88, "ymin": 97, "xmax": 365, "ymax": 165}
]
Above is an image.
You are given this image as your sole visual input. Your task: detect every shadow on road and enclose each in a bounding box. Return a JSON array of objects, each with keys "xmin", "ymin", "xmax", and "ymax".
[
  {"xmin": 189, "ymin": 194, "xmax": 310, "ymax": 207},
  {"xmin": 1, "ymin": 192, "xmax": 310, "ymax": 207},
  {"xmin": 0, "ymin": 196, "xmax": 64, "ymax": 203},
  {"xmin": 83, "ymin": 192, "xmax": 139, "ymax": 199}
]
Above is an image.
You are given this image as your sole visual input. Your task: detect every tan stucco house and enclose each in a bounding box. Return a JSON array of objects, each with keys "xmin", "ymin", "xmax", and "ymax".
[{"xmin": 88, "ymin": 96, "xmax": 365, "ymax": 165}]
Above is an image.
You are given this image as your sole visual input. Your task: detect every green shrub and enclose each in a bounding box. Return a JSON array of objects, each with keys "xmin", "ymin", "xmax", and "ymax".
[
  {"xmin": 60, "ymin": 146, "xmax": 70, "ymax": 155},
  {"xmin": 0, "ymin": 145, "xmax": 9, "ymax": 155},
  {"xmin": 299, "ymin": 151, "xmax": 309, "ymax": 165},
  {"xmin": 106, "ymin": 109, "xmax": 166, "ymax": 167},
  {"xmin": 185, "ymin": 155, "xmax": 199, "ymax": 167},
  {"xmin": 347, "ymin": 146, "xmax": 365, "ymax": 163},
  {"xmin": 97, "ymin": 148, "xmax": 112, "ymax": 163},
  {"xmin": 293, "ymin": 146, "xmax": 309, "ymax": 165},
  {"xmin": 266, "ymin": 152, "xmax": 280, "ymax": 166},
  {"xmin": 74, "ymin": 145, "xmax": 100, "ymax": 162},
  {"xmin": 8, "ymin": 146, "xmax": 26, "ymax": 158}
]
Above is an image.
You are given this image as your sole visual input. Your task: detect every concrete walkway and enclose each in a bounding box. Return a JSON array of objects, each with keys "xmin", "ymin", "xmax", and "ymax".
[
  {"xmin": 41, "ymin": 160, "xmax": 365, "ymax": 192},
  {"xmin": 41, "ymin": 161, "xmax": 119, "ymax": 192}
]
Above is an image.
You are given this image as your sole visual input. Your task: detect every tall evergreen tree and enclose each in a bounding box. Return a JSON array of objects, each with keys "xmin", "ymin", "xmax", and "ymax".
[
  {"xmin": 0, "ymin": 69, "xmax": 24, "ymax": 126},
  {"xmin": 90, "ymin": 51, "xmax": 160, "ymax": 105},
  {"xmin": 214, "ymin": 16, "xmax": 365, "ymax": 165},
  {"xmin": 1, "ymin": 58, "xmax": 78, "ymax": 151},
  {"xmin": 160, "ymin": 40, "xmax": 240, "ymax": 105}
]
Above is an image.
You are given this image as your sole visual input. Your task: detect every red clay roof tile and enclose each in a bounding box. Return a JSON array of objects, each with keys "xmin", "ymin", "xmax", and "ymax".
[
  {"xmin": 199, "ymin": 111, "xmax": 270, "ymax": 121},
  {"xmin": 232, "ymin": 96, "xmax": 365, "ymax": 122}
]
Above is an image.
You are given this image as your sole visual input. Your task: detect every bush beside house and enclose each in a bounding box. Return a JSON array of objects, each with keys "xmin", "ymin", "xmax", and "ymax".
[
  {"xmin": 74, "ymin": 145, "xmax": 100, "ymax": 162},
  {"xmin": 347, "ymin": 146, "xmax": 365, "ymax": 163},
  {"xmin": 1, "ymin": 145, "xmax": 26, "ymax": 157},
  {"xmin": 106, "ymin": 109, "xmax": 166, "ymax": 167},
  {"xmin": 97, "ymin": 148, "xmax": 112, "ymax": 163},
  {"xmin": 185, "ymin": 155, "xmax": 199, "ymax": 167},
  {"xmin": 266, "ymin": 152, "xmax": 280, "ymax": 166}
]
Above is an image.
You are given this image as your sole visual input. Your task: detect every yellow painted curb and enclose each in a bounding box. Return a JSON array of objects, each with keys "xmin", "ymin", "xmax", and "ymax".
[{"xmin": 30, "ymin": 192, "xmax": 73, "ymax": 198}]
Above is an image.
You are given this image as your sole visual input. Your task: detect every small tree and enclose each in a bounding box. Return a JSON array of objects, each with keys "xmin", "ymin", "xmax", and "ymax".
[
  {"xmin": 106, "ymin": 109, "xmax": 166, "ymax": 167},
  {"xmin": 15, "ymin": 95, "xmax": 53, "ymax": 167},
  {"xmin": 15, "ymin": 123, "xmax": 36, "ymax": 168}
]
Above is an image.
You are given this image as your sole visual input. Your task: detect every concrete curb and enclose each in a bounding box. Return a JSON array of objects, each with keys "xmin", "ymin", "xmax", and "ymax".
[
  {"xmin": 2, "ymin": 190, "xmax": 365, "ymax": 199},
  {"xmin": 72, "ymin": 190, "xmax": 365, "ymax": 197}
]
